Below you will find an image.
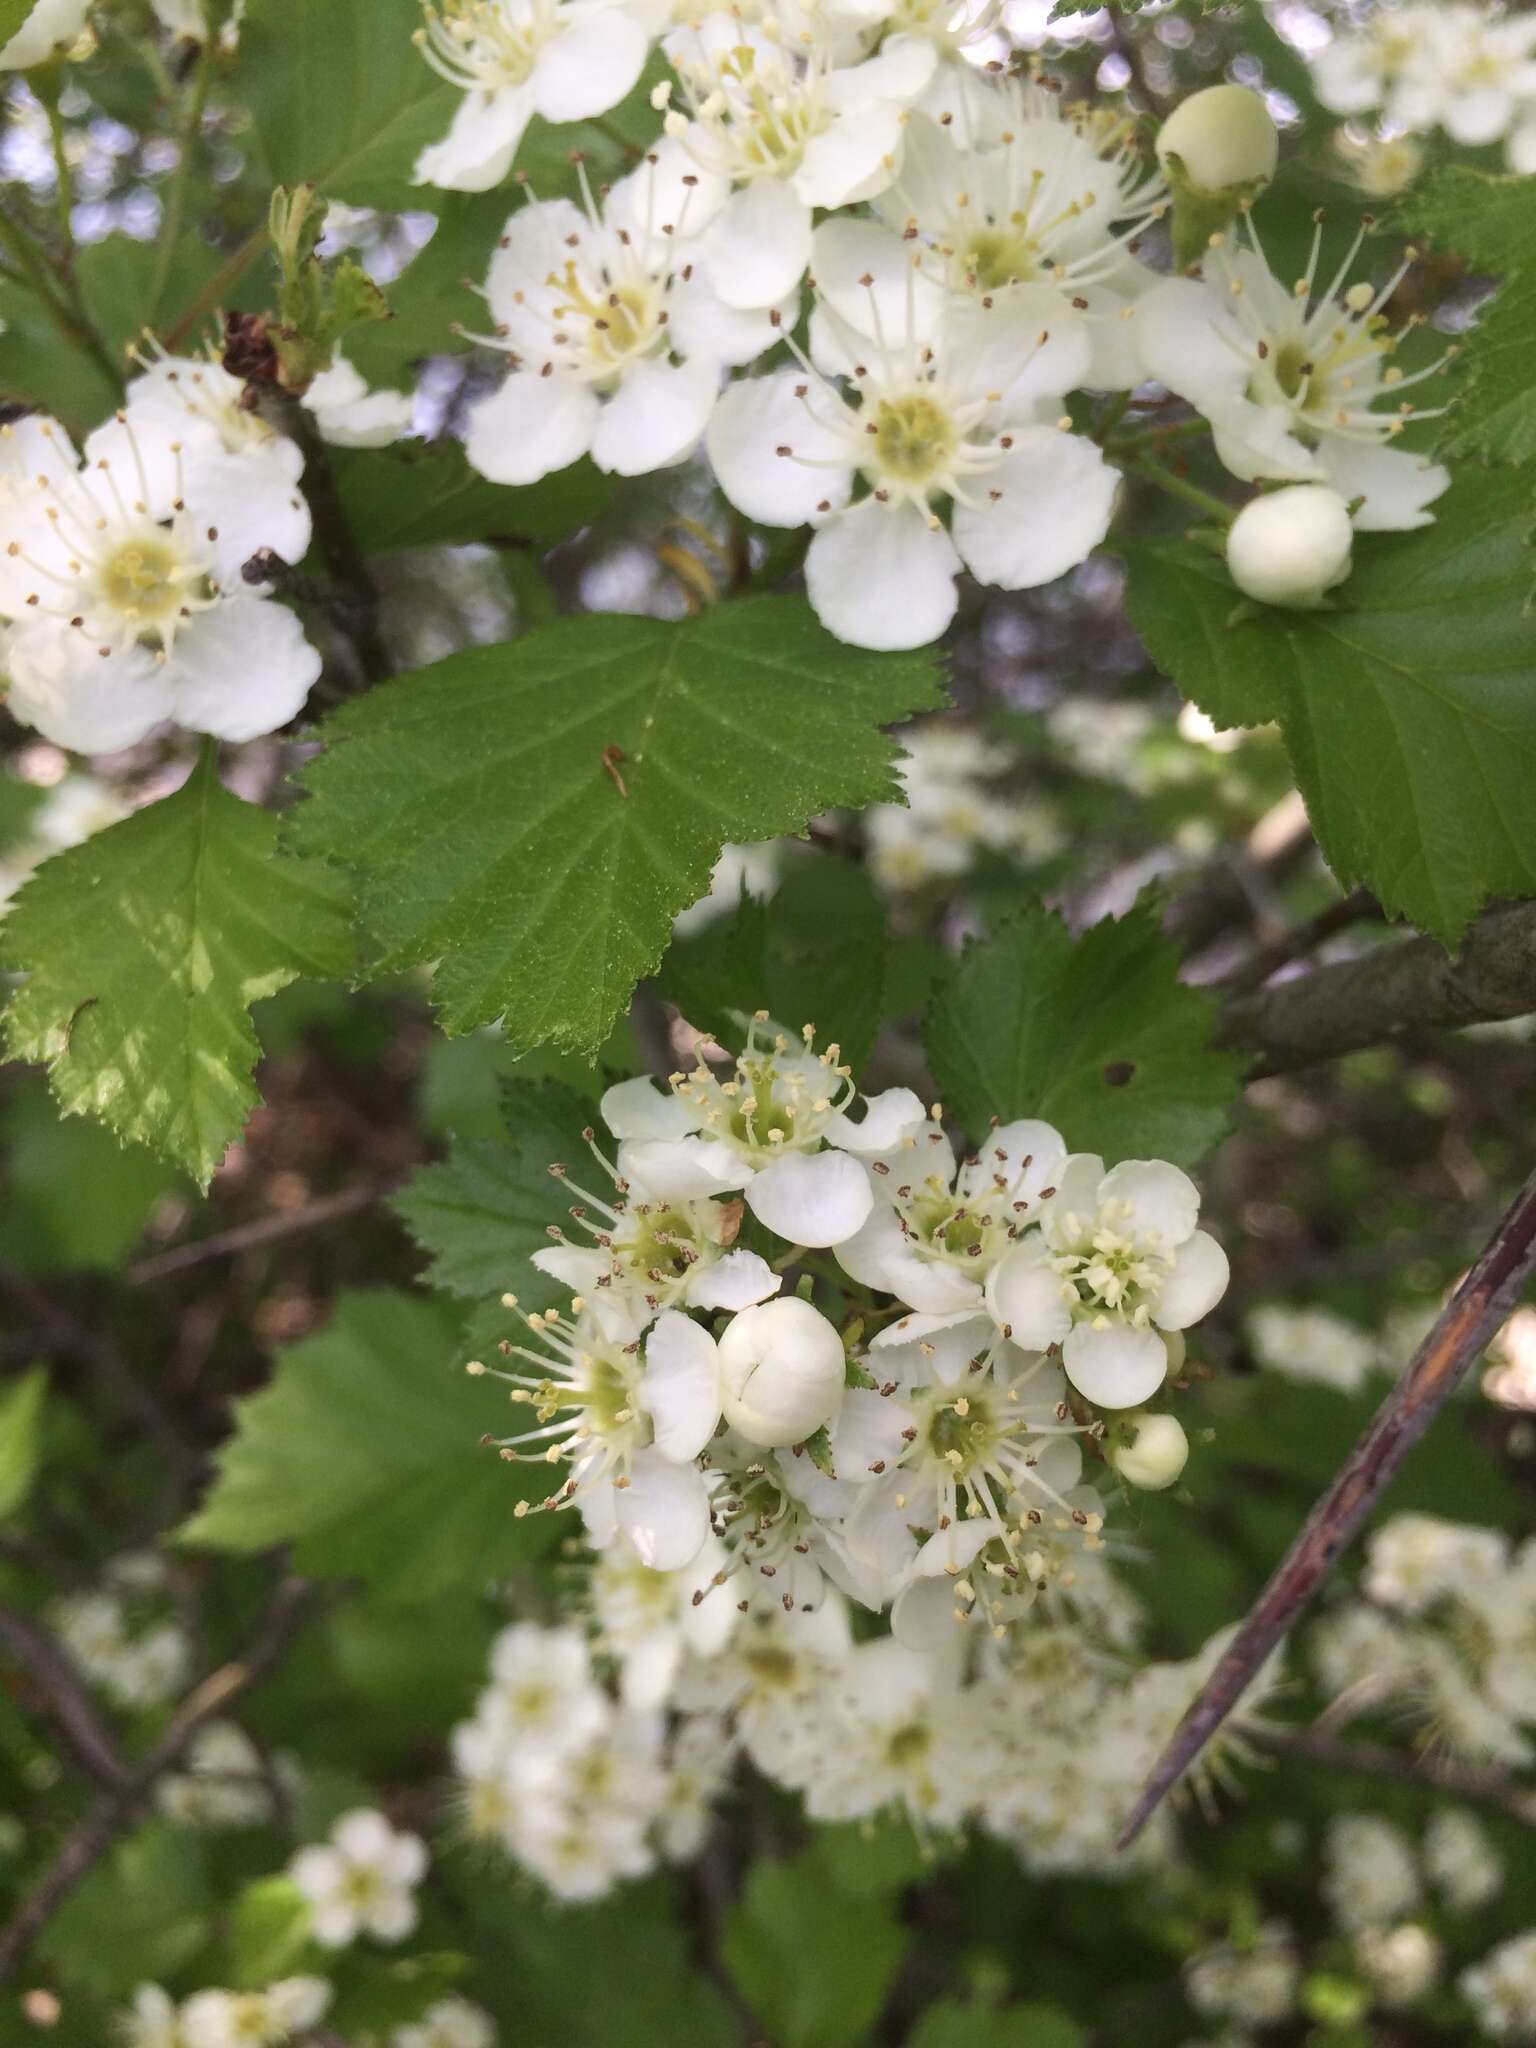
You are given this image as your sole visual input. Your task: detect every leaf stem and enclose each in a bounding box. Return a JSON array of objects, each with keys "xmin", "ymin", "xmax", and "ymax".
[
  {"xmin": 41, "ymin": 95, "xmax": 77, "ymax": 287},
  {"xmin": 147, "ymin": 36, "xmax": 215, "ymax": 327},
  {"xmin": 1110, "ymin": 418, "xmax": 1211, "ymax": 458},
  {"xmin": 1129, "ymin": 454, "xmax": 1235, "ymax": 528},
  {"xmin": 163, "ymin": 220, "xmax": 268, "ymax": 350}
]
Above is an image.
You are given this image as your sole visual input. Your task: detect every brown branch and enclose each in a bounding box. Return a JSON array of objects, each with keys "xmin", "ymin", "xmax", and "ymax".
[
  {"xmin": 1251, "ymin": 1726, "xmax": 1536, "ymax": 1828},
  {"xmin": 0, "ymin": 1606, "xmax": 129, "ymax": 1794},
  {"xmin": 127, "ymin": 1179, "xmax": 400, "ymax": 1286},
  {"xmin": 1116, "ymin": 1164, "xmax": 1536, "ymax": 1849},
  {"xmin": 1222, "ymin": 899, "xmax": 1536, "ymax": 1074},
  {"xmin": 0, "ymin": 1577, "xmax": 313, "ymax": 1981},
  {"xmin": 1217, "ymin": 887, "xmax": 1382, "ymax": 999}
]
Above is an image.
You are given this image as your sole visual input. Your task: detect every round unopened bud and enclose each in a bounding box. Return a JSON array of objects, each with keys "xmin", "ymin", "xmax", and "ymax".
[
  {"xmin": 1156, "ymin": 84, "xmax": 1278, "ymax": 197},
  {"xmin": 717, "ymin": 1296, "xmax": 845, "ymax": 1448},
  {"xmin": 1111, "ymin": 1413, "xmax": 1189, "ymax": 1492},
  {"xmin": 1226, "ymin": 485, "xmax": 1355, "ymax": 609}
]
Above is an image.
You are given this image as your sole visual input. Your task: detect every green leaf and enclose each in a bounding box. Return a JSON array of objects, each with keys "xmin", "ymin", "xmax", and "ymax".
[
  {"xmin": 924, "ymin": 897, "xmax": 1243, "ymax": 1167},
  {"xmin": 333, "ymin": 442, "xmax": 608, "ymax": 555},
  {"xmin": 1, "ymin": 753, "xmax": 354, "ymax": 1187},
  {"xmin": 225, "ymin": 1878, "xmax": 316, "ymax": 1991},
  {"xmin": 1124, "ymin": 466, "xmax": 1536, "ymax": 942},
  {"xmin": 0, "ymin": 1366, "xmax": 47, "ymax": 1521},
  {"xmin": 394, "ymin": 1079, "xmax": 595, "ymax": 1304},
  {"xmin": 1402, "ymin": 169, "xmax": 1536, "ymax": 464},
  {"xmin": 910, "ymin": 2000, "xmax": 1085, "ymax": 2048},
  {"xmin": 181, "ymin": 1290, "xmax": 559, "ymax": 1601},
  {"xmin": 0, "ymin": 2, "xmax": 40, "ymax": 43},
  {"xmin": 39, "ymin": 1823, "xmax": 212, "ymax": 1997},
  {"xmin": 722, "ymin": 1848, "xmax": 909, "ymax": 2048},
  {"xmin": 239, "ymin": 0, "xmax": 456, "ymax": 210},
  {"xmin": 0, "ymin": 1084, "xmax": 182, "ymax": 1274},
  {"xmin": 289, "ymin": 597, "xmax": 943, "ymax": 1054},
  {"xmin": 657, "ymin": 854, "xmax": 890, "ymax": 1073}
]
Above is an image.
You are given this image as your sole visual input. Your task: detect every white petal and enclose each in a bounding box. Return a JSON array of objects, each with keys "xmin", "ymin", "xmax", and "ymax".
[
  {"xmin": 823, "ymin": 1086, "xmax": 927, "ymax": 1156},
  {"xmin": 963, "ymin": 1119, "xmax": 1067, "ymax": 1208},
  {"xmin": 744, "ymin": 1149, "xmax": 874, "ymax": 1248},
  {"xmin": 806, "ymin": 217, "xmax": 944, "ymax": 346},
  {"xmin": 984, "ymin": 1246, "xmax": 1073, "ymax": 1349},
  {"xmin": 621, "ymin": 1136, "xmax": 742, "ymax": 1199},
  {"xmin": 794, "ymin": 103, "xmax": 904, "ymax": 210},
  {"xmin": 827, "ymin": 34, "xmax": 936, "ymax": 110},
  {"xmin": 833, "ymin": 1199, "xmax": 909, "ymax": 1291},
  {"xmin": 1097, "ymin": 1159, "xmax": 1200, "ymax": 1249},
  {"xmin": 1133, "ymin": 276, "xmax": 1248, "ymax": 405},
  {"xmin": 1209, "ymin": 398, "xmax": 1322, "ymax": 485},
  {"xmin": 913, "ymin": 1516, "xmax": 995, "ymax": 1576},
  {"xmin": 1041, "ymin": 1154, "xmax": 1108, "ymax": 1246},
  {"xmin": 699, "ymin": 181, "xmax": 813, "ymax": 311},
  {"xmin": 952, "ymin": 427, "xmax": 1117, "ymax": 592},
  {"xmin": 166, "ymin": 598, "xmax": 321, "ymax": 741},
  {"xmin": 830, "ymin": 1386, "xmax": 915, "ymax": 1478},
  {"xmin": 1319, "ymin": 437, "xmax": 1450, "ymax": 533},
  {"xmin": 668, "ymin": 275, "xmax": 789, "ymax": 370},
  {"xmin": 5, "ymin": 622, "xmax": 174, "ymax": 754},
  {"xmin": 465, "ymin": 371, "xmax": 599, "ymax": 485},
  {"xmin": 530, "ymin": 1245, "xmax": 609, "ymax": 1296},
  {"xmin": 601, "ymin": 1075, "xmax": 699, "ymax": 1143},
  {"xmin": 530, "ymin": 9, "xmax": 647, "ymax": 122},
  {"xmin": 870, "ymin": 1309, "xmax": 993, "ymax": 1386},
  {"xmin": 185, "ymin": 444, "xmax": 313, "ymax": 584},
  {"xmin": 1154, "ymin": 1229, "xmax": 1230, "ymax": 1330},
  {"xmin": 1061, "ymin": 1322, "xmax": 1167, "ymax": 1409},
  {"xmin": 591, "ymin": 358, "xmax": 718, "ymax": 476},
  {"xmin": 891, "ymin": 1573, "xmax": 961, "ymax": 1650},
  {"xmin": 415, "ymin": 87, "xmax": 533, "ymax": 193},
  {"xmin": 687, "ymin": 1249, "xmax": 780, "ymax": 1312},
  {"xmin": 640, "ymin": 1311, "xmax": 722, "ymax": 1460},
  {"xmin": 615, "ymin": 1450, "xmax": 711, "ymax": 1569},
  {"xmin": 804, "ymin": 500, "xmax": 960, "ymax": 651},
  {"xmin": 705, "ymin": 369, "xmax": 854, "ymax": 529},
  {"xmin": 951, "ymin": 290, "xmax": 1092, "ymax": 414}
]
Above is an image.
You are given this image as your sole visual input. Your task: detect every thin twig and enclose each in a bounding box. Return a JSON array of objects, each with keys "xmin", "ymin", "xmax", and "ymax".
[
  {"xmin": 0, "ymin": 1577, "xmax": 313, "ymax": 1981},
  {"xmin": 1116, "ymin": 1166, "xmax": 1536, "ymax": 1848},
  {"xmin": 1252, "ymin": 1726, "xmax": 1536, "ymax": 1828},
  {"xmin": 128, "ymin": 1179, "xmax": 400, "ymax": 1285},
  {"xmin": 1218, "ymin": 887, "xmax": 1382, "ymax": 999},
  {"xmin": 0, "ymin": 1605, "xmax": 129, "ymax": 1793}
]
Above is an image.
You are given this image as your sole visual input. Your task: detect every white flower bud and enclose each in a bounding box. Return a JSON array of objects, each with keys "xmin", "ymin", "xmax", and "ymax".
[
  {"xmin": 1111, "ymin": 1413, "xmax": 1189, "ymax": 1492},
  {"xmin": 716, "ymin": 1297, "xmax": 845, "ymax": 1448},
  {"xmin": 1226, "ymin": 485, "xmax": 1355, "ymax": 609},
  {"xmin": 1156, "ymin": 84, "xmax": 1278, "ymax": 198}
]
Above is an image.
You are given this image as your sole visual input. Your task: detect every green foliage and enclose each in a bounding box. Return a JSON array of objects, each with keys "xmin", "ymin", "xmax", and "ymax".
[
  {"xmin": 0, "ymin": 1366, "xmax": 47, "ymax": 1521},
  {"xmin": 238, "ymin": 0, "xmax": 455, "ymax": 210},
  {"xmin": 924, "ymin": 896, "xmax": 1244, "ymax": 1166},
  {"xmin": 722, "ymin": 1846, "xmax": 910, "ymax": 2048},
  {"xmin": 395, "ymin": 1078, "xmax": 595, "ymax": 1305},
  {"xmin": 0, "ymin": 0, "xmax": 40, "ymax": 42},
  {"xmin": 1403, "ymin": 169, "xmax": 1536, "ymax": 464},
  {"xmin": 334, "ymin": 443, "xmax": 608, "ymax": 555},
  {"xmin": 657, "ymin": 854, "xmax": 891, "ymax": 1072},
  {"xmin": 289, "ymin": 598, "xmax": 943, "ymax": 1054},
  {"xmin": 0, "ymin": 752, "xmax": 354, "ymax": 1187},
  {"xmin": 910, "ymin": 1999, "xmax": 1086, "ymax": 2048},
  {"xmin": 181, "ymin": 1290, "xmax": 559, "ymax": 1601},
  {"xmin": 40, "ymin": 1823, "xmax": 212, "ymax": 1996},
  {"xmin": 0, "ymin": 1083, "xmax": 181, "ymax": 1274},
  {"xmin": 1123, "ymin": 466, "xmax": 1536, "ymax": 942},
  {"xmin": 224, "ymin": 1877, "xmax": 315, "ymax": 1990},
  {"xmin": 267, "ymin": 185, "xmax": 389, "ymax": 389}
]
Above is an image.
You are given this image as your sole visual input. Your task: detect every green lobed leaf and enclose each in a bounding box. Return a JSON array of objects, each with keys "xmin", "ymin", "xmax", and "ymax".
[
  {"xmin": 656, "ymin": 853, "xmax": 890, "ymax": 1074},
  {"xmin": 1402, "ymin": 168, "xmax": 1536, "ymax": 464},
  {"xmin": 0, "ymin": 1365, "xmax": 47, "ymax": 1521},
  {"xmin": 224, "ymin": 1878, "xmax": 317, "ymax": 1991},
  {"xmin": 394, "ymin": 1078, "xmax": 596, "ymax": 1304},
  {"xmin": 238, "ymin": 0, "xmax": 456, "ymax": 211},
  {"xmin": 333, "ymin": 442, "xmax": 608, "ymax": 555},
  {"xmin": 1127, "ymin": 467, "xmax": 1536, "ymax": 942},
  {"xmin": 0, "ymin": 753, "xmax": 355, "ymax": 1187},
  {"xmin": 923, "ymin": 896, "xmax": 1244, "ymax": 1167},
  {"xmin": 288, "ymin": 597, "xmax": 943, "ymax": 1055},
  {"xmin": 180, "ymin": 1290, "xmax": 559, "ymax": 1601},
  {"xmin": 0, "ymin": 1084, "xmax": 182, "ymax": 1275},
  {"xmin": 722, "ymin": 1848, "xmax": 909, "ymax": 2048},
  {"xmin": 910, "ymin": 2001, "xmax": 1086, "ymax": 2048}
]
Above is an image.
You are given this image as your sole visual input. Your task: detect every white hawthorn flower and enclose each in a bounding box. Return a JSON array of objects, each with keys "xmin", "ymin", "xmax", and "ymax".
[
  {"xmin": 602, "ymin": 1017, "xmax": 876, "ymax": 1250},
  {"xmin": 531, "ymin": 1099, "xmax": 780, "ymax": 1338},
  {"xmin": 413, "ymin": 0, "xmax": 650, "ymax": 192},
  {"xmin": 1155, "ymin": 83, "xmax": 1277, "ymax": 199},
  {"xmin": 1134, "ymin": 221, "xmax": 1451, "ymax": 530},
  {"xmin": 590, "ymin": 1532, "xmax": 737, "ymax": 1709},
  {"xmin": 122, "ymin": 1986, "xmax": 184, "ymax": 2048},
  {"xmin": 1363, "ymin": 1513, "xmax": 1508, "ymax": 1616},
  {"xmin": 289, "ymin": 1808, "xmax": 428, "ymax": 1948},
  {"xmin": 473, "ymin": 1299, "xmax": 714, "ymax": 1569},
  {"xmin": 393, "ymin": 2000, "xmax": 498, "ymax": 2048},
  {"xmin": 1313, "ymin": 4, "xmax": 1536, "ymax": 165},
  {"xmin": 464, "ymin": 143, "xmax": 785, "ymax": 486},
  {"xmin": 304, "ymin": 354, "xmax": 415, "ymax": 447},
  {"xmin": 1226, "ymin": 483, "xmax": 1354, "ymax": 609},
  {"xmin": 1425, "ymin": 1809, "xmax": 1503, "ymax": 1915},
  {"xmin": 706, "ymin": 220, "xmax": 1118, "ymax": 650},
  {"xmin": 484, "ymin": 1620, "xmax": 611, "ymax": 1757},
  {"xmin": 985, "ymin": 1156, "xmax": 1229, "ymax": 1409},
  {"xmin": 658, "ymin": 6, "xmax": 937, "ymax": 311},
  {"xmin": 1109, "ymin": 1411, "xmax": 1188, "ymax": 1492},
  {"xmin": 875, "ymin": 83, "xmax": 1166, "ymax": 388},
  {"xmin": 834, "ymin": 1108, "xmax": 1067, "ymax": 1313},
  {"xmin": 178, "ymin": 1980, "xmax": 331, "ymax": 2048},
  {"xmin": 644, "ymin": 1295, "xmax": 847, "ymax": 1450},
  {"xmin": 1323, "ymin": 1812, "xmax": 1423, "ymax": 1934},
  {"xmin": 0, "ymin": 413, "xmax": 320, "ymax": 754},
  {"xmin": 1, "ymin": 0, "xmax": 89, "ymax": 68}
]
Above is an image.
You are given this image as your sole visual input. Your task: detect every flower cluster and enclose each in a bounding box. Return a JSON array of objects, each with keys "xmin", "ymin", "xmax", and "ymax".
[
  {"xmin": 49, "ymin": 1550, "xmax": 190, "ymax": 1710},
  {"xmin": 1310, "ymin": 1513, "xmax": 1536, "ymax": 1766},
  {"xmin": 1311, "ymin": 2, "xmax": 1536, "ymax": 176},
  {"xmin": 470, "ymin": 1017, "xmax": 1228, "ymax": 1642},
  {"xmin": 864, "ymin": 721, "xmax": 1062, "ymax": 894},
  {"xmin": 122, "ymin": 1981, "xmax": 497, "ymax": 2048},
  {"xmin": 288, "ymin": 1807, "xmax": 429, "ymax": 1949},
  {"xmin": 397, "ymin": 3, "xmax": 1465, "ymax": 645}
]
